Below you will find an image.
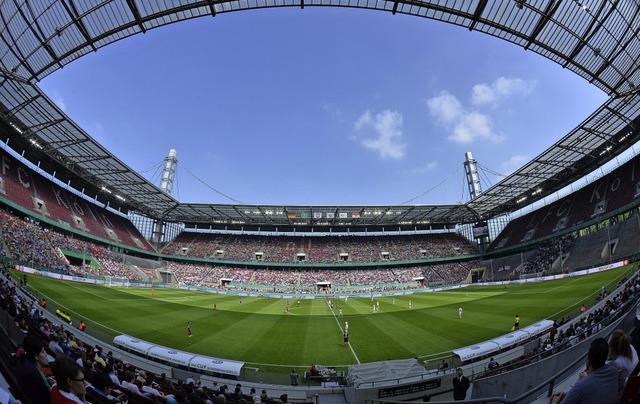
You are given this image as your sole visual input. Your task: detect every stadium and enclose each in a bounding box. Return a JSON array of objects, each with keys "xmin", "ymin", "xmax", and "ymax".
[{"xmin": 2, "ymin": 1, "xmax": 640, "ymax": 404}]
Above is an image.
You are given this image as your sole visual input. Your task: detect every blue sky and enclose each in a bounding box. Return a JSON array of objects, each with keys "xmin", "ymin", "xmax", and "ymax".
[{"xmin": 38, "ymin": 8, "xmax": 608, "ymax": 207}]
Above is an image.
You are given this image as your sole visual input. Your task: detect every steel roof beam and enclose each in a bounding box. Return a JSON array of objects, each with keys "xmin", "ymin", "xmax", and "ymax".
[
  {"xmin": 35, "ymin": 135, "xmax": 90, "ymax": 147},
  {"xmin": 604, "ymin": 104, "xmax": 635, "ymax": 128},
  {"xmin": 15, "ymin": 0, "xmax": 61, "ymax": 72},
  {"xmin": 581, "ymin": 2, "xmax": 632, "ymax": 96},
  {"xmin": 62, "ymin": 0, "xmax": 97, "ymax": 52},
  {"xmin": 564, "ymin": 0, "xmax": 605, "ymax": 63},
  {"xmin": 0, "ymin": 5, "xmax": 36, "ymax": 79},
  {"xmin": 524, "ymin": 0, "xmax": 559, "ymax": 51},
  {"xmin": 467, "ymin": 0, "xmax": 487, "ymax": 32},
  {"xmin": 206, "ymin": 0, "xmax": 216, "ymax": 16},
  {"xmin": 125, "ymin": 0, "xmax": 147, "ymax": 34}
]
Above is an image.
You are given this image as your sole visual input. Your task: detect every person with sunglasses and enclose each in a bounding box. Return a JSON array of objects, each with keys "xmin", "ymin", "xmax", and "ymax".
[{"xmin": 51, "ymin": 356, "xmax": 87, "ymax": 403}]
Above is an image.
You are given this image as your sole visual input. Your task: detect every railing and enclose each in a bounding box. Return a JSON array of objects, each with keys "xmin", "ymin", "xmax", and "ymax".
[{"xmin": 361, "ymin": 334, "xmax": 600, "ymax": 404}]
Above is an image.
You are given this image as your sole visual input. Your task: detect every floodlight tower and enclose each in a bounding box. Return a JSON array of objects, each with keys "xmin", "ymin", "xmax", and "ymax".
[
  {"xmin": 160, "ymin": 149, "xmax": 178, "ymax": 195},
  {"xmin": 463, "ymin": 152, "xmax": 490, "ymax": 253},
  {"xmin": 152, "ymin": 149, "xmax": 178, "ymax": 246},
  {"xmin": 463, "ymin": 151, "xmax": 482, "ymax": 200}
]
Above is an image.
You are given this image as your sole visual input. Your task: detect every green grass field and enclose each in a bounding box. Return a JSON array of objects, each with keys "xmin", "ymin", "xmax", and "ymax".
[{"xmin": 18, "ymin": 266, "xmax": 633, "ymax": 371}]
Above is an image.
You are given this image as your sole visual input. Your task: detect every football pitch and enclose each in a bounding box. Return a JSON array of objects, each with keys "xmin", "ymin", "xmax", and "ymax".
[{"xmin": 19, "ymin": 266, "xmax": 632, "ymax": 371}]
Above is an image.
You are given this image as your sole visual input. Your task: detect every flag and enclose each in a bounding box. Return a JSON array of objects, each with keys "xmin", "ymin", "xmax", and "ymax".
[
  {"xmin": 287, "ymin": 213, "xmax": 296, "ymax": 219},
  {"xmin": 352, "ymin": 212, "xmax": 361, "ymax": 218},
  {"xmin": 326, "ymin": 212, "xmax": 335, "ymax": 219},
  {"xmin": 313, "ymin": 212, "xmax": 322, "ymax": 219},
  {"xmin": 339, "ymin": 212, "xmax": 348, "ymax": 218}
]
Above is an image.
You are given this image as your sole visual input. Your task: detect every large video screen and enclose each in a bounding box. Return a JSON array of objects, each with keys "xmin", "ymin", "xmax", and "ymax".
[{"xmin": 472, "ymin": 221, "xmax": 489, "ymax": 239}]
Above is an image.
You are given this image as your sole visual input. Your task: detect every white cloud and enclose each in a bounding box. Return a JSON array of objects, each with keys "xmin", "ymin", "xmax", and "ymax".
[
  {"xmin": 425, "ymin": 91, "xmax": 463, "ymax": 123},
  {"xmin": 354, "ymin": 110, "xmax": 406, "ymax": 160},
  {"xmin": 408, "ymin": 161, "xmax": 438, "ymax": 176},
  {"xmin": 450, "ymin": 112, "xmax": 504, "ymax": 144},
  {"xmin": 426, "ymin": 91, "xmax": 504, "ymax": 144},
  {"xmin": 471, "ymin": 77, "xmax": 536, "ymax": 106},
  {"xmin": 501, "ymin": 154, "xmax": 530, "ymax": 175}
]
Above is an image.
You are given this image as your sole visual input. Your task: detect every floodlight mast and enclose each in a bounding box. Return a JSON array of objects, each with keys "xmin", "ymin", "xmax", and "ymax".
[
  {"xmin": 152, "ymin": 149, "xmax": 178, "ymax": 246},
  {"xmin": 464, "ymin": 152, "xmax": 491, "ymax": 252},
  {"xmin": 464, "ymin": 152, "xmax": 482, "ymax": 200},
  {"xmin": 160, "ymin": 149, "xmax": 178, "ymax": 194}
]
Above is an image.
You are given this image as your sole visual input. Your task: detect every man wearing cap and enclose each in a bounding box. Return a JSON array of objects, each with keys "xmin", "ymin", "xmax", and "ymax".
[{"xmin": 452, "ymin": 367, "xmax": 470, "ymax": 401}]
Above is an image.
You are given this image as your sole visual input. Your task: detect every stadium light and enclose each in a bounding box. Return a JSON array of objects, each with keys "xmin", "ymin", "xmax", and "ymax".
[
  {"xmin": 619, "ymin": 131, "xmax": 632, "ymax": 142},
  {"xmin": 599, "ymin": 146, "xmax": 612, "ymax": 155},
  {"xmin": 9, "ymin": 122, "xmax": 23, "ymax": 134},
  {"xmin": 29, "ymin": 139, "xmax": 42, "ymax": 149}
]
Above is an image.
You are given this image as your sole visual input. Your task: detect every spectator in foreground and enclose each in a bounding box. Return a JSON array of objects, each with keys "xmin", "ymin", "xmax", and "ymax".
[
  {"xmin": 16, "ymin": 334, "xmax": 51, "ymax": 404},
  {"xmin": 86, "ymin": 371, "xmax": 122, "ymax": 403},
  {"xmin": 121, "ymin": 371, "xmax": 142, "ymax": 395},
  {"xmin": 608, "ymin": 329, "xmax": 639, "ymax": 380},
  {"xmin": 105, "ymin": 363, "xmax": 121, "ymax": 387},
  {"xmin": 550, "ymin": 337, "xmax": 624, "ymax": 404},
  {"xmin": 166, "ymin": 389, "xmax": 188, "ymax": 404},
  {"xmin": 51, "ymin": 356, "xmax": 87, "ymax": 403},
  {"xmin": 142, "ymin": 377, "xmax": 163, "ymax": 397}
]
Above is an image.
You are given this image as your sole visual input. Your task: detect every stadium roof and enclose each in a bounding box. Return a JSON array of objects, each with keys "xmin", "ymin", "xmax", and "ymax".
[{"xmin": 1, "ymin": 0, "xmax": 640, "ymax": 228}]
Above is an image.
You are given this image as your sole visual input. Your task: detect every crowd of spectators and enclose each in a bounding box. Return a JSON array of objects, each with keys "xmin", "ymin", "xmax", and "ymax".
[
  {"xmin": 0, "ymin": 210, "xmax": 144, "ymax": 281},
  {"xmin": 1, "ymin": 210, "xmax": 69, "ymax": 272},
  {"xmin": 0, "ymin": 207, "xmax": 479, "ymax": 292},
  {"xmin": 163, "ymin": 261, "xmax": 475, "ymax": 293},
  {"xmin": 161, "ymin": 233, "xmax": 478, "ymax": 264},
  {"xmin": 538, "ymin": 277, "xmax": 637, "ymax": 359},
  {"xmin": 0, "ymin": 206, "xmax": 476, "ymax": 293},
  {"xmin": 520, "ymin": 235, "xmax": 575, "ymax": 276}
]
